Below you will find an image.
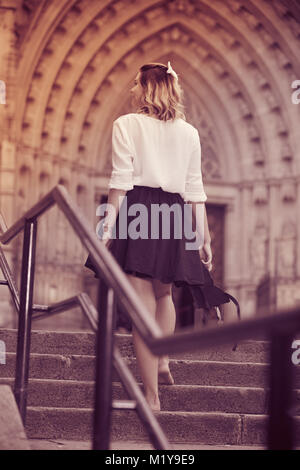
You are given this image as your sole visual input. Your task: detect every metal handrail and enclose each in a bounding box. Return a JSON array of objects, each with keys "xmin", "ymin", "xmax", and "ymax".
[
  {"xmin": 0, "ymin": 184, "xmax": 169, "ymax": 449},
  {"xmin": 33, "ymin": 291, "xmax": 170, "ymax": 449},
  {"xmin": 149, "ymin": 303, "xmax": 300, "ymax": 355},
  {"xmin": 0, "ymin": 184, "xmax": 299, "ymax": 449},
  {"xmin": 0, "ymin": 185, "xmax": 162, "ymax": 341},
  {"xmin": 0, "ymin": 270, "xmax": 169, "ymax": 448}
]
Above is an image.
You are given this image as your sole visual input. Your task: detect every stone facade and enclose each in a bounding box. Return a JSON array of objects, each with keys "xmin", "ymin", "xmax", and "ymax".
[{"xmin": 0, "ymin": 0, "xmax": 299, "ymax": 329}]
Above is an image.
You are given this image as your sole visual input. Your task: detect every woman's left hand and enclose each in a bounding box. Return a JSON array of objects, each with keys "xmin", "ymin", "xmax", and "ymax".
[{"xmin": 200, "ymin": 242, "xmax": 213, "ymax": 271}]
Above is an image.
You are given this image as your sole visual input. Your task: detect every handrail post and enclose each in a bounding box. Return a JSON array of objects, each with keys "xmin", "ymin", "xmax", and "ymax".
[
  {"xmin": 14, "ymin": 219, "xmax": 37, "ymax": 423},
  {"xmin": 268, "ymin": 330, "xmax": 294, "ymax": 450},
  {"xmin": 93, "ymin": 279, "xmax": 116, "ymax": 450}
]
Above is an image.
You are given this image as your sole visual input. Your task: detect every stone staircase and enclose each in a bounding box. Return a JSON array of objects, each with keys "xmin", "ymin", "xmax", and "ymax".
[{"xmin": 0, "ymin": 328, "xmax": 300, "ymax": 449}]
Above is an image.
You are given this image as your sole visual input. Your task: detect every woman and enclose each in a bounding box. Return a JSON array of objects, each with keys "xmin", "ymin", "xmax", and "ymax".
[{"xmin": 85, "ymin": 62, "xmax": 237, "ymax": 411}]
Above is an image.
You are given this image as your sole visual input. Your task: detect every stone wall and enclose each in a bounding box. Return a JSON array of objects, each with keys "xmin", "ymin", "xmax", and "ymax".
[{"xmin": 0, "ymin": 0, "xmax": 299, "ymax": 329}]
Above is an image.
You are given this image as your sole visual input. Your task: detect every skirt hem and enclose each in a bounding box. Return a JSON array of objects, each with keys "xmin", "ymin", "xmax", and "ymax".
[{"xmin": 84, "ymin": 254, "xmax": 232, "ymax": 310}]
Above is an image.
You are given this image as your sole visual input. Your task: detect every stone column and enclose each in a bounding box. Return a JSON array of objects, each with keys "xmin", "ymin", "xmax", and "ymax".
[
  {"xmin": 268, "ymin": 181, "xmax": 280, "ymax": 313},
  {"xmin": 240, "ymin": 184, "xmax": 256, "ymax": 319},
  {"xmin": 296, "ymin": 178, "xmax": 300, "ymax": 280},
  {"xmin": 0, "ymin": 1, "xmax": 18, "ymax": 327},
  {"xmin": 223, "ymin": 201, "xmax": 243, "ymax": 321}
]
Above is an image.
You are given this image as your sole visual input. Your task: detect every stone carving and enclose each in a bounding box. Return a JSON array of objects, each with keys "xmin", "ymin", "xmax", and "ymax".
[
  {"xmin": 275, "ymin": 113, "xmax": 289, "ymax": 137},
  {"xmin": 276, "ymin": 221, "xmax": 296, "ymax": 279},
  {"xmin": 247, "ymin": 121, "xmax": 260, "ymax": 142},
  {"xmin": 201, "ymin": 145, "xmax": 221, "ymax": 179},
  {"xmin": 238, "ymin": 49, "xmax": 255, "ymax": 68},
  {"xmin": 236, "ymin": 95, "xmax": 252, "ymax": 119},
  {"xmin": 252, "ymin": 148, "xmax": 265, "ymax": 166},
  {"xmin": 250, "ymin": 220, "xmax": 268, "ymax": 281},
  {"xmin": 240, "ymin": 6, "xmax": 261, "ymax": 30},
  {"xmin": 18, "ymin": 1, "xmax": 288, "ymax": 187},
  {"xmin": 253, "ymin": 182, "xmax": 268, "ymax": 205},
  {"xmin": 263, "ymin": 86, "xmax": 280, "ymax": 112},
  {"xmin": 269, "ymin": 1, "xmax": 300, "ymax": 40},
  {"xmin": 272, "ymin": 44, "xmax": 291, "ymax": 70},
  {"xmin": 226, "ymin": 0, "xmax": 241, "ymax": 14},
  {"xmin": 184, "ymin": 95, "xmax": 221, "ymax": 180},
  {"xmin": 167, "ymin": 0, "xmax": 195, "ymax": 15},
  {"xmin": 218, "ymin": 25, "xmax": 239, "ymax": 49},
  {"xmin": 14, "ymin": 0, "xmax": 294, "ymax": 170},
  {"xmin": 3, "ymin": 0, "xmax": 298, "ymax": 328},
  {"xmin": 281, "ymin": 143, "xmax": 293, "ymax": 163},
  {"xmin": 15, "ymin": 0, "xmax": 47, "ymax": 45},
  {"xmin": 280, "ymin": 180, "xmax": 296, "ymax": 203},
  {"xmin": 222, "ymin": 1, "xmax": 299, "ymax": 87},
  {"xmin": 209, "ymin": 56, "xmax": 227, "ymax": 77}
]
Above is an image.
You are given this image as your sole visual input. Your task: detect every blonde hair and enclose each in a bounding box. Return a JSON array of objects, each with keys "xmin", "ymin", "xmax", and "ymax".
[{"xmin": 135, "ymin": 62, "xmax": 186, "ymax": 122}]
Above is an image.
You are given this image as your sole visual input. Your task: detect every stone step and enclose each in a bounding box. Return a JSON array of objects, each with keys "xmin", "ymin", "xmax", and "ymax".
[
  {"xmin": 0, "ymin": 328, "xmax": 272, "ymax": 363},
  {"xmin": 2, "ymin": 325, "xmax": 300, "ymax": 448},
  {"xmin": 25, "ymin": 406, "xmax": 300, "ymax": 446},
  {"xmin": 3, "ymin": 352, "xmax": 300, "ymax": 388},
  {"xmin": 28, "ymin": 438, "xmax": 266, "ymax": 450},
  {"xmin": 3, "ymin": 352, "xmax": 294, "ymax": 388},
  {"xmin": 0, "ymin": 385, "xmax": 30, "ymax": 450},
  {"xmin": 3, "ymin": 377, "xmax": 296, "ymax": 415}
]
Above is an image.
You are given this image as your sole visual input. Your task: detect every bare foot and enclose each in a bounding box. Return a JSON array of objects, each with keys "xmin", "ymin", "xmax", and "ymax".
[
  {"xmin": 158, "ymin": 358, "xmax": 175, "ymax": 385},
  {"xmin": 158, "ymin": 369, "xmax": 175, "ymax": 385},
  {"xmin": 149, "ymin": 402, "xmax": 161, "ymax": 412},
  {"xmin": 145, "ymin": 392, "xmax": 161, "ymax": 411}
]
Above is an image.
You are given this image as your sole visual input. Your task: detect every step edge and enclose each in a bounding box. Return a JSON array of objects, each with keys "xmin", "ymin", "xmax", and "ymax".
[
  {"xmin": 3, "ymin": 352, "xmax": 271, "ymax": 366},
  {"xmin": 0, "ymin": 377, "xmax": 275, "ymax": 391}
]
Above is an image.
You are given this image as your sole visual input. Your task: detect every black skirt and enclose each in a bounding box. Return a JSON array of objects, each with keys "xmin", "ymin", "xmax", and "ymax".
[{"xmin": 84, "ymin": 185, "xmax": 240, "ymax": 323}]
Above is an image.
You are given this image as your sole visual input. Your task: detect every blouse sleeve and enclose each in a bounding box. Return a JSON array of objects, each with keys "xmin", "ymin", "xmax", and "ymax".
[
  {"xmin": 108, "ymin": 119, "xmax": 134, "ymax": 191},
  {"xmin": 182, "ymin": 129, "xmax": 207, "ymax": 203}
]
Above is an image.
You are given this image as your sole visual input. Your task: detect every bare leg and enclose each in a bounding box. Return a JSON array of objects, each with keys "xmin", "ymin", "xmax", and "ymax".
[
  {"xmin": 156, "ymin": 294, "xmax": 176, "ymax": 383},
  {"xmin": 152, "ymin": 279, "xmax": 176, "ymax": 384},
  {"xmin": 126, "ymin": 274, "xmax": 160, "ymax": 411}
]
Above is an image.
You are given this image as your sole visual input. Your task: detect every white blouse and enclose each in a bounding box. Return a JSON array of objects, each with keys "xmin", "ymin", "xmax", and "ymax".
[{"xmin": 108, "ymin": 113, "xmax": 207, "ymax": 203}]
